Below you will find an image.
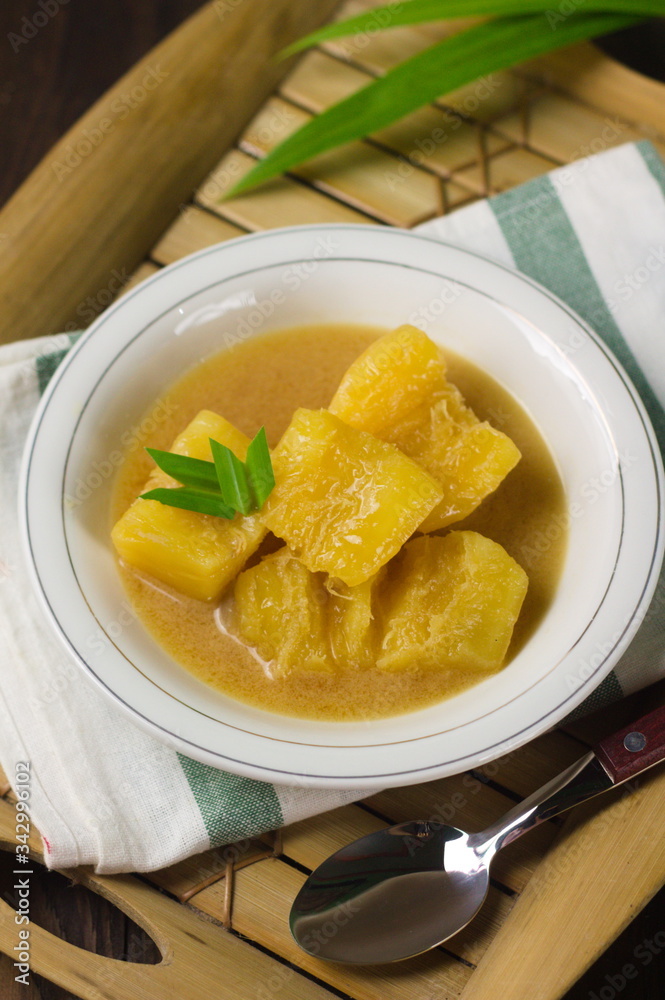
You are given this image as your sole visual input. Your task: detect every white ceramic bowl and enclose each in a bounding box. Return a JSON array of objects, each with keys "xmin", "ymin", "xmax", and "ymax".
[{"xmin": 20, "ymin": 224, "xmax": 664, "ymax": 788}]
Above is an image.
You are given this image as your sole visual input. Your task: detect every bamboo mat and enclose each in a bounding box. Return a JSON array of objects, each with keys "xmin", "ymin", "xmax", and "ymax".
[{"xmin": 2, "ymin": 2, "xmax": 665, "ymax": 998}]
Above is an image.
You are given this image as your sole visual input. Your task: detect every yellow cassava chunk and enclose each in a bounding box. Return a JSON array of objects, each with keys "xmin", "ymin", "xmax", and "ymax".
[
  {"xmin": 261, "ymin": 409, "xmax": 443, "ymax": 586},
  {"xmin": 328, "ymin": 326, "xmax": 520, "ymax": 529},
  {"xmin": 378, "ymin": 531, "xmax": 528, "ymax": 673},
  {"xmin": 385, "ymin": 381, "xmax": 521, "ymax": 532},
  {"xmin": 233, "ymin": 548, "xmax": 333, "ymax": 677},
  {"xmin": 328, "ymin": 573, "xmax": 382, "ymax": 670},
  {"xmin": 328, "ymin": 325, "xmax": 446, "ymax": 435},
  {"xmin": 111, "ymin": 410, "xmax": 266, "ymax": 602}
]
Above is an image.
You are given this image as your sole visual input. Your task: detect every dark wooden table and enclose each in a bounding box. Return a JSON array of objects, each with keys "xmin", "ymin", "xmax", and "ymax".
[{"xmin": 1, "ymin": 2, "xmax": 664, "ymax": 997}]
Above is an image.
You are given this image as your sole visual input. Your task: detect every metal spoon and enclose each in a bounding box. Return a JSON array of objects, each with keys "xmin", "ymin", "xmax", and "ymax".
[{"xmin": 290, "ymin": 704, "xmax": 665, "ymax": 964}]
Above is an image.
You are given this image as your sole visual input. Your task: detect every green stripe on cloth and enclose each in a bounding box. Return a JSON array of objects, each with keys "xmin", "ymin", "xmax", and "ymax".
[
  {"xmin": 491, "ymin": 176, "xmax": 665, "ymax": 451},
  {"xmin": 36, "ymin": 334, "xmax": 81, "ymax": 395},
  {"xmin": 177, "ymin": 753, "xmax": 283, "ymax": 847},
  {"xmin": 562, "ymin": 670, "xmax": 624, "ymax": 723},
  {"xmin": 637, "ymin": 139, "xmax": 665, "ymax": 199}
]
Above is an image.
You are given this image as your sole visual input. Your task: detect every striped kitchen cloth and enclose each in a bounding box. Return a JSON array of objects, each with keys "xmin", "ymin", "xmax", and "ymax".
[{"xmin": 0, "ymin": 139, "xmax": 663, "ymax": 874}]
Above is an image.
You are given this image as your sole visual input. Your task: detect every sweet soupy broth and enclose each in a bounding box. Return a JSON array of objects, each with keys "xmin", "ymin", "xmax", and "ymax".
[{"xmin": 111, "ymin": 325, "xmax": 567, "ymax": 721}]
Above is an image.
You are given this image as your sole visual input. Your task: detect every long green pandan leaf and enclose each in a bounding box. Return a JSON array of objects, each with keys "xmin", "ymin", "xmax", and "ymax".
[
  {"xmin": 228, "ymin": 12, "xmax": 640, "ymax": 198},
  {"xmin": 281, "ymin": 0, "xmax": 665, "ymax": 57}
]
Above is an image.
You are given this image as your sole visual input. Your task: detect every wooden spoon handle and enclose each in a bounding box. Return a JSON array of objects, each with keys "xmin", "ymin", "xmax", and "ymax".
[{"xmin": 595, "ymin": 703, "xmax": 665, "ymax": 783}]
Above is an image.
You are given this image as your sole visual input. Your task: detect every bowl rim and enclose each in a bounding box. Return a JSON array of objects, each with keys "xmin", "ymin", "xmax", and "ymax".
[{"xmin": 20, "ymin": 223, "xmax": 665, "ymax": 787}]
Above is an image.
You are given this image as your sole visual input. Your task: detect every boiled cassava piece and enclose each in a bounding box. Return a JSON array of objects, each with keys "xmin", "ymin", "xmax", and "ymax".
[
  {"xmin": 111, "ymin": 410, "xmax": 266, "ymax": 602},
  {"xmin": 261, "ymin": 408, "xmax": 442, "ymax": 586},
  {"xmin": 329, "ymin": 326, "xmax": 521, "ymax": 530},
  {"xmin": 385, "ymin": 381, "xmax": 521, "ymax": 531},
  {"xmin": 378, "ymin": 531, "xmax": 528, "ymax": 673},
  {"xmin": 234, "ymin": 549, "xmax": 384, "ymax": 676},
  {"xmin": 328, "ymin": 323, "xmax": 446, "ymax": 435},
  {"xmin": 233, "ymin": 547, "xmax": 333, "ymax": 677}
]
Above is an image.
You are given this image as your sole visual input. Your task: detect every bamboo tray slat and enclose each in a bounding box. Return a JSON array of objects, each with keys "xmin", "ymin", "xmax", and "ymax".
[
  {"xmin": 2, "ymin": 2, "xmax": 665, "ymax": 998},
  {"xmin": 152, "ymin": 209, "xmax": 246, "ymax": 267},
  {"xmin": 493, "ymin": 90, "xmax": 664, "ymax": 161},
  {"xmin": 196, "ymin": 860, "xmax": 473, "ymax": 1000},
  {"xmin": 197, "ymin": 148, "xmax": 379, "ymax": 228}
]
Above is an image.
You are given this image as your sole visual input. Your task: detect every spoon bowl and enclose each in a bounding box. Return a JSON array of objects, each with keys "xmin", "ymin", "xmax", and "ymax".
[{"xmin": 291, "ymin": 821, "xmax": 490, "ymax": 964}]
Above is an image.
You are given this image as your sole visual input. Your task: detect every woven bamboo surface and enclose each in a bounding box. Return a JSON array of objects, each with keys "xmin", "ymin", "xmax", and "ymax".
[{"xmin": 2, "ymin": 2, "xmax": 665, "ymax": 998}]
